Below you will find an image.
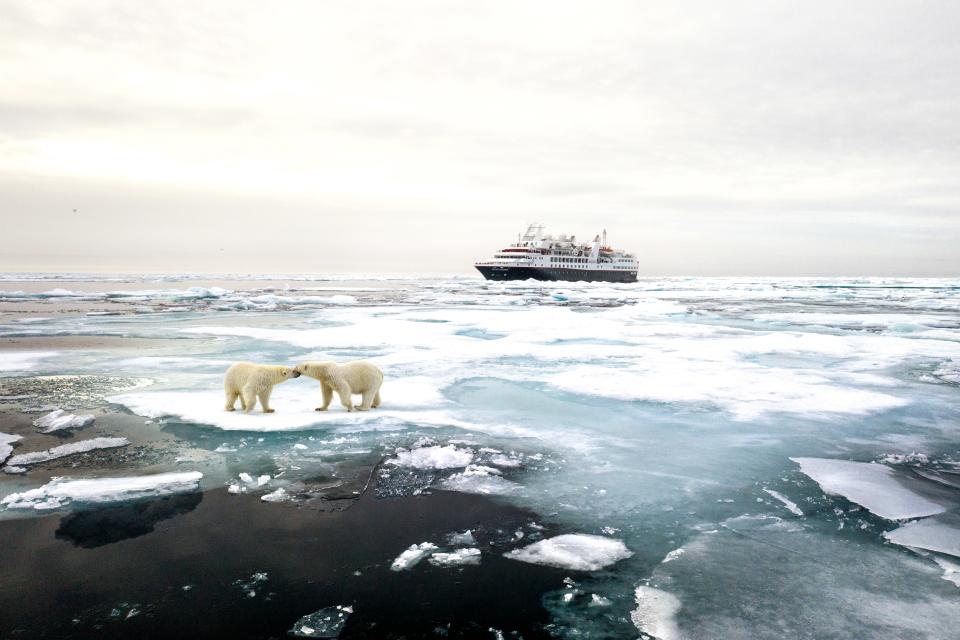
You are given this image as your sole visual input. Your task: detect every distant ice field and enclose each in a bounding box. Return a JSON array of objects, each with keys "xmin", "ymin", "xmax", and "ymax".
[{"xmin": 1, "ymin": 275, "xmax": 959, "ymax": 638}]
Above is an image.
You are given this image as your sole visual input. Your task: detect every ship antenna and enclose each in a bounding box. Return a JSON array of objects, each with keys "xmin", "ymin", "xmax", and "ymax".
[{"xmin": 603, "ymin": 229, "xmax": 607, "ymax": 246}]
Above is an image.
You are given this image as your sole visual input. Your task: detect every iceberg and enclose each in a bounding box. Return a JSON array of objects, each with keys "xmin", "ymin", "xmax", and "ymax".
[
  {"xmin": 1, "ymin": 471, "xmax": 203, "ymax": 511},
  {"xmin": 791, "ymin": 457, "xmax": 945, "ymax": 520},
  {"xmin": 0, "ymin": 432, "xmax": 22, "ymax": 465},
  {"xmin": 446, "ymin": 529, "xmax": 477, "ymax": 546},
  {"xmin": 504, "ymin": 534, "xmax": 632, "ymax": 571},
  {"xmin": 883, "ymin": 516, "xmax": 960, "ymax": 558},
  {"xmin": 290, "ymin": 605, "xmax": 353, "ymax": 638},
  {"xmin": 6, "ymin": 437, "xmax": 129, "ymax": 467},
  {"xmin": 428, "ymin": 548, "xmax": 481, "ymax": 567},
  {"xmin": 32, "ymin": 409, "xmax": 95, "ymax": 433},
  {"xmin": 389, "ymin": 542, "xmax": 438, "ymax": 571}
]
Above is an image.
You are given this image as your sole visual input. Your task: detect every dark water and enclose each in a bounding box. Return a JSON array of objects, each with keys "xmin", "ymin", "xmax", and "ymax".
[{"xmin": 0, "ymin": 488, "xmax": 563, "ymax": 639}]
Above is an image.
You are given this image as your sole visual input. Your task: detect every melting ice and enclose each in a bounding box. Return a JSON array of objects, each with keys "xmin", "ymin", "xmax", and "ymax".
[{"xmin": 1, "ymin": 275, "xmax": 959, "ymax": 638}]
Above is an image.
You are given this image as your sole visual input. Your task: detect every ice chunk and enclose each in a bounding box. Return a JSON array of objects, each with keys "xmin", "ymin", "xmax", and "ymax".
[
  {"xmin": 290, "ymin": 605, "xmax": 353, "ymax": 638},
  {"xmin": 7, "ymin": 437, "xmax": 129, "ymax": 467},
  {"xmin": 3, "ymin": 466, "xmax": 27, "ymax": 475},
  {"xmin": 238, "ymin": 472, "xmax": 254, "ymax": 484},
  {"xmin": 0, "ymin": 432, "xmax": 22, "ymax": 465},
  {"xmin": 589, "ymin": 594, "xmax": 612, "ymax": 607},
  {"xmin": 233, "ymin": 571, "xmax": 268, "ymax": 598},
  {"xmin": 791, "ymin": 457, "xmax": 945, "ymax": 520},
  {"xmin": 631, "ymin": 586, "xmax": 681, "ymax": 640},
  {"xmin": 661, "ymin": 548, "xmax": 685, "ymax": 564},
  {"xmin": 261, "ymin": 488, "xmax": 289, "ymax": 503},
  {"xmin": 934, "ymin": 557, "xmax": 960, "ymax": 588},
  {"xmin": 1, "ymin": 471, "xmax": 203, "ymax": 511},
  {"xmin": 440, "ymin": 464, "xmax": 523, "ymax": 496},
  {"xmin": 764, "ymin": 488, "xmax": 804, "ymax": 516},
  {"xmin": 883, "ymin": 516, "xmax": 960, "ymax": 558},
  {"xmin": 387, "ymin": 445, "xmax": 473, "ymax": 470},
  {"xmin": 446, "ymin": 529, "xmax": 477, "ymax": 546},
  {"xmin": 503, "ymin": 534, "xmax": 632, "ymax": 571},
  {"xmin": 428, "ymin": 548, "xmax": 481, "ymax": 567},
  {"xmin": 390, "ymin": 542, "xmax": 438, "ymax": 571},
  {"xmin": 32, "ymin": 409, "xmax": 95, "ymax": 433}
]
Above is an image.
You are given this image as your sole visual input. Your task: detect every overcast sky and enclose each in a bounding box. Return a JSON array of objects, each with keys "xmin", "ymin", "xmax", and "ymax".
[{"xmin": 1, "ymin": 1, "xmax": 958, "ymax": 275}]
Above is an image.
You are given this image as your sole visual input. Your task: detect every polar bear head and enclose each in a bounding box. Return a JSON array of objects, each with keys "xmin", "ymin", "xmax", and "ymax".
[{"xmin": 292, "ymin": 361, "xmax": 336, "ymax": 381}]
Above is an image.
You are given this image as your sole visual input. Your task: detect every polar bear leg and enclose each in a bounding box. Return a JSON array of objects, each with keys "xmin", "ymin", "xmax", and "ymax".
[
  {"xmin": 372, "ymin": 390, "xmax": 381, "ymax": 408},
  {"xmin": 242, "ymin": 385, "xmax": 258, "ymax": 413},
  {"xmin": 335, "ymin": 382, "xmax": 354, "ymax": 411},
  {"xmin": 358, "ymin": 389, "xmax": 376, "ymax": 411},
  {"xmin": 225, "ymin": 388, "xmax": 239, "ymax": 411},
  {"xmin": 315, "ymin": 382, "xmax": 333, "ymax": 411},
  {"xmin": 259, "ymin": 388, "xmax": 274, "ymax": 413}
]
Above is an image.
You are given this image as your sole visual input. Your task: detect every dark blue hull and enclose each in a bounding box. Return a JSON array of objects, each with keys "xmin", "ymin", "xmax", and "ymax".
[{"xmin": 475, "ymin": 265, "xmax": 637, "ymax": 283}]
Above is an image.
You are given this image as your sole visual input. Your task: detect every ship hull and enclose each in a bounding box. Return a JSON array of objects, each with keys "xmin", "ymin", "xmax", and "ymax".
[{"xmin": 475, "ymin": 265, "xmax": 637, "ymax": 283}]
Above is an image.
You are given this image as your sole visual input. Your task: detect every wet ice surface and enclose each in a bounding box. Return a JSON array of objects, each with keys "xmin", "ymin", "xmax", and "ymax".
[{"xmin": 1, "ymin": 275, "xmax": 960, "ymax": 638}]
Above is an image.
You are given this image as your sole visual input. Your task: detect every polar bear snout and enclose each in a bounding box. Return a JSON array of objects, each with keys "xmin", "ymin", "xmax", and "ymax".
[{"xmin": 290, "ymin": 370, "xmax": 301, "ymax": 378}]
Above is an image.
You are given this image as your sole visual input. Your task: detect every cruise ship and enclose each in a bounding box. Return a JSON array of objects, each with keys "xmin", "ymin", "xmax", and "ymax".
[{"xmin": 475, "ymin": 223, "xmax": 638, "ymax": 283}]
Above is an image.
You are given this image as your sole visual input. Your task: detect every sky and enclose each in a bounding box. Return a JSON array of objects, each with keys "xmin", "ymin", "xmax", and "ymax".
[{"xmin": 1, "ymin": 1, "xmax": 958, "ymax": 276}]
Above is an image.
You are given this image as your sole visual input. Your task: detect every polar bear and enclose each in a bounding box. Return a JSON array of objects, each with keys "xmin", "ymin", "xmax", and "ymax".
[
  {"xmin": 293, "ymin": 360, "xmax": 383, "ymax": 412},
  {"xmin": 224, "ymin": 362, "xmax": 300, "ymax": 413}
]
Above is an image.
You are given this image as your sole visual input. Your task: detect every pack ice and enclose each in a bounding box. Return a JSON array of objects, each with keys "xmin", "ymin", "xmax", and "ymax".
[{"xmin": 1, "ymin": 471, "xmax": 203, "ymax": 511}]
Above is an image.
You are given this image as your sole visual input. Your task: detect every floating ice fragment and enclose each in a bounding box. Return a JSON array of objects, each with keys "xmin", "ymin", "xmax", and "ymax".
[
  {"xmin": 661, "ymin": 548, "xmax": 685, "ymax": 564},
  {"xmin": 440, "ymin": 464, "xmax": 523, "ymax": 496},
  {"xmin": 504, "ymin": 534, "xmax": 632, "ymax": 571},
  {"xmin": 261, "ymin": 488, "xmax": 289, "ymax": 503},
  {"xmin": 290, "ymin": 604, "xmax": 353, "ymax": 638},
  {"xmin": 3, "ymin": 466, "xmax": 26, "ymax": 475},
  {"xmin": 388, "ymin": 445, "xmax": 473, "ymax": 470},
  {"xmin": 934, "ymin": 557, "xmax": 960, "ymax": 588},
  {"xmin": 428, "ymin": 548, "xmax": 481, "ymax": 567},
  {"xmin": 238, "ymin": 473, "xmax": 253, "ymax": 484},
  {"xmin": 763, "ymin": 488, "xmax": 804, "ymax": 516},
  {"xmin": 883, "ymin": 516, "xmax": 960, "ymax": 558},
  {"xmin": 0, "ymin": 432, "xmax": 22, "ymax": 465},
  {"xmin": 227, "ymin": 484, "xmax": 241, "ymax": 494},
  {"xmin": 293, "ymin": 443, "xmax": 309, "ymax": 450},
  {"xmin": 791, "ymin": 457, "xmax": 945, "ymax": 520},
  {"xmin": 33, "ymin": 409, "xmax": 95, "ymax": 434},
  {"xmin": 446, "ymin": 529, "xmax": 476, "ymax": 546},
  {"xmin": 256, "ymin": 474, "xmax": 271, "ymax": 486},
  {"xmin": 233, "ymin": 571, "xmax": 268, "ymax": 598},
  {"xmin": 589, "ymin": 594, "xmax": 612, "ymax": 607},
  {"xmin": 7, "ymin": 437, "xmax": 129, "ymax": 467},
  {"xmin": 631, "ymin": 586, "xmax": 681, "ymax": 640},
  {"xmin": 390, "ymin": 542, "xmax": 438, "ymax": 571},
  {"xmin": 1, "ymin": 471, "xmax": 203, "ymax": 511},
  {"xmin": 214, "ymin": 444, "xmax": 237, "ymax": 453}
]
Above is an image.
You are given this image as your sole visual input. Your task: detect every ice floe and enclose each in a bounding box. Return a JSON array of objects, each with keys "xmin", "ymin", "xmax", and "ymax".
[
  {"xmin": 1, "ymin": 471, "xmax": 203, "ymax": 511},
  {"xmin": 428, "ymin": 548, "xmax": 481, "ymax": 567},
  {"xmin": 6, "ymin": 437, "xmax": 129, "ymax": 467},
  {"xmin": 791, "ymin": 457, "xmax": 945, "ymax": 520},
  {"xmin": 0, "ymin": 432, "xmax": 21, "ymax": 465},
  {"xmin": 631, "ymin": 586, "xmax": 681, "ymax": 640},
  {"xmin": 883, "ymin": 516, "xmax": 960, "ymax": 558},
  {"xmin": 290, "ymin": 605, "xmax": 353, "ymax": 638},
  {"xmin": 763, "ymin": 488, "xmax": 804, "ymax": 516},
  {"xmin": 390, "ymin": 542, "xmax": 438, "ymax": 571},
  {"xmin": 32, "ymin": 409, "xmax": 96, "ymax": 433},
  {"xmin": 446, "ymin": 529, "xmax": 477, "ymax": 546},
  {"xmin": 261, "ymin": 488, "xmax": 289, "ymax": 503},
  {"xmin": 504, "ymin": 534, "xmax": 632, "ymax": 571}
]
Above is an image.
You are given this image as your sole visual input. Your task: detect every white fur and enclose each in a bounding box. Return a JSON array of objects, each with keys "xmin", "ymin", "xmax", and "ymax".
[
  {"xmin": 223, "ymin": 362, "xmax": 297, "ymax": 413},
  {"xmin": 294, "ymin": 360, "xmax": 384, "ymax": 412}
]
